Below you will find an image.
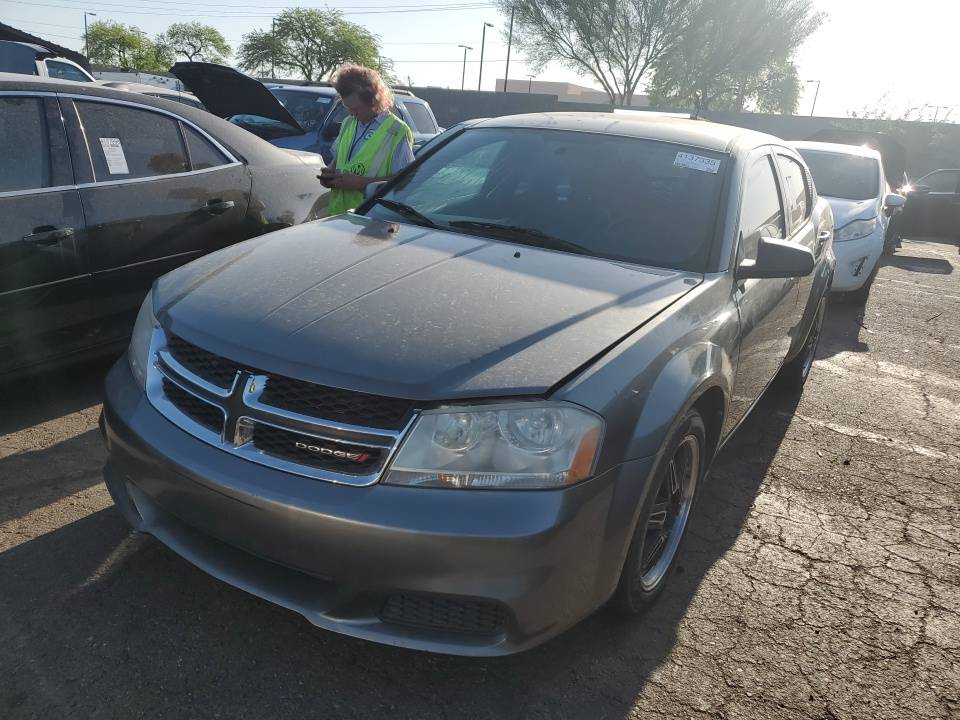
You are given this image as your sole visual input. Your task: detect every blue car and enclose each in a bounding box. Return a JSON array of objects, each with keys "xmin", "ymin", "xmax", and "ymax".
[{"xmin": 172, "ymin": 63, "xmax": 441, "ymax": 162}]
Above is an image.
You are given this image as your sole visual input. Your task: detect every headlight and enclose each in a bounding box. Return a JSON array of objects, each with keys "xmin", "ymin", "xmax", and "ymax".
[
  {"xmin": 835, "ymin": 217, "xmax": 878, "ymax": 242},
  {"xmin": 128, "ymin": 292, "xmax": 158, "ymax": 390},
  {"xmin": 384, "ymin": 402, "xmax": 603, "ymax": 489}
]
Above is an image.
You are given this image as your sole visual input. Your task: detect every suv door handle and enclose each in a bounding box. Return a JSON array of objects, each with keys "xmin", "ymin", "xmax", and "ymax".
[
  {"xmin": 22, "ymin": 226, "xmax": 74, "ymax": 245},
  {"xmin": 203, "ymin": 199, "xmax": 235, "ymax": 215}
]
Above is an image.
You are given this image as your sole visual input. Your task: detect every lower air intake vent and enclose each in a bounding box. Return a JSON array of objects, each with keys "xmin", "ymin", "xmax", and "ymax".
[{"xmin": 380, "ymin": 593, "xmax": 507, "ymax": 636}]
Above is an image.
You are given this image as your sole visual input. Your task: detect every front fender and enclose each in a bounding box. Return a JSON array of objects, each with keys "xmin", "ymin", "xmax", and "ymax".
[{"xmin": 557, "ymin": 276, "xmax": 739, "ymax": 471}]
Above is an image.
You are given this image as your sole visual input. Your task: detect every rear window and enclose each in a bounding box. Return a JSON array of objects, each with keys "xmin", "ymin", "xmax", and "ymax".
[
  {"xmin": 403, "ymin": 101, "xmax": 438, "ymax": 134},
  {"xmin": 372, "ymin": 127, "xmax": 727, "ymax": 272},
  {"xmin": 798, "ymin": 150, "xmax": 880, "ymax": 201},
  {"xmin": 270, "ymin": 89, "xmax": 333, "ymax": 132}
]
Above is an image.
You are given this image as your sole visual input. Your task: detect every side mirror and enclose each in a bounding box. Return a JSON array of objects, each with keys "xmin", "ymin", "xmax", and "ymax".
[
  {"xmin": 737, "ymin": 237, "xmax": 815, "ymax": 280},
  {"xmin": 364, "ymin": 180, "xmax": 386, "ymax": 200},
  {"xmin": 884, "ymin": 193, "xmax": 906, "ymax": 208}
]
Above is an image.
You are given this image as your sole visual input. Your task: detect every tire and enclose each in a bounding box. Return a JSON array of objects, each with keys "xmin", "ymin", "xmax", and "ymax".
[
  {"xmin": 778, "ymin": 298, "xmax": 825, "ymax": 393},
  {"xmin": 612, "ymin": 409, "xmax": 706, "ymax": 614}
]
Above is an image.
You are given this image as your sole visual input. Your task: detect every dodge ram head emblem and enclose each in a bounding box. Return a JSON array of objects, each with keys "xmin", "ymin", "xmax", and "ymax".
[{"xmin": 294, "ymin": 441, "xmax": 370, "ymax": 463}]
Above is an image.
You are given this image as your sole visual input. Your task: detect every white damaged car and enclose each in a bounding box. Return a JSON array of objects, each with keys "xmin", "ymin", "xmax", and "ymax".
[{"xmin": 791, "ymin": 141, "xmax": 905, "ymax": 298}]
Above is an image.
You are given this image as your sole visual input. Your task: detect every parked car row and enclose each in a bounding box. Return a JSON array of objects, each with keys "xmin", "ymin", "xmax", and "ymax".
[
  {"xmin": 1, "ymin": 65, "xmax": 948, "ymax": 658},
  {"xmin": 169, "ymin": 62, "xmax": 442, "ymax": 162}
]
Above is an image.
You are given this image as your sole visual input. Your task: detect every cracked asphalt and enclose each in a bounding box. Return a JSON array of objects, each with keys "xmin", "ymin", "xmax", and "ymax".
[{"xmin": 1, "ymin": 238, "xmax": 958, "ymax": 719}]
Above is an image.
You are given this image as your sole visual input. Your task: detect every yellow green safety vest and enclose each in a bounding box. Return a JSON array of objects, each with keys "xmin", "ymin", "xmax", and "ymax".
[{"xmin": 327, "ymin": 113, "xmax": 413, "ymax": 216}]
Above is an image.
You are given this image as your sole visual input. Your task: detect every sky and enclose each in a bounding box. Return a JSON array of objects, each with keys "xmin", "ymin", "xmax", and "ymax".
[{"xmin": 1, "ymin": 0, "xmax": 956, "ymax": 120}]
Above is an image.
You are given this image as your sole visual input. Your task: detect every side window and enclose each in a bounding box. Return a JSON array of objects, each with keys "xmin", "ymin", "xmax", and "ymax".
[
  {"xmin": 76, "ymin": 101, "xmax": 189, "ymax": 181},
  {"xmin": 45, "ymin": 60, "xmax": 92, "ymax": 82},
  {"xmin": 182, "ymin": 125, "xmax": 229, "ymax": 170},
  {"xmin": 739, "ymin": 155, "xmax": 785, "ymax": 261},
  {"xmin": 404, "ymin": 102, "xmax": 438, "ymax": 134},
  {"xmin": 777, "ymin": 154, "xmax": 810, "ymax": 233},
  {"xmin": 921, "ymin": 170, "xmax": 960, "ymax": 193},
  {"xmin": 0, "ymin": 97, "xmax": 51, "ymax": 192}
]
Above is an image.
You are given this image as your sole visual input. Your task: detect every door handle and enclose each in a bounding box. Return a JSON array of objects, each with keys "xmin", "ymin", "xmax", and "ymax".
[
  {"xmin": 22, "ymin": 226, "xmax": 74, "ymax": 245},
  {"xmin": 203, "ymin": 199, "xmax": 235, "ymax": 215}
]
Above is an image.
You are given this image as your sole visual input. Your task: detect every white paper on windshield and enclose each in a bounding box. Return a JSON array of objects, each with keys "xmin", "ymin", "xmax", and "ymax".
[
  {"xmin": 673, "ymin": 152, "xmax": 721, "ymax": 174},
  {"xmin": 99, "ymin": 137, "xmax": 130, "ymax": 175}
]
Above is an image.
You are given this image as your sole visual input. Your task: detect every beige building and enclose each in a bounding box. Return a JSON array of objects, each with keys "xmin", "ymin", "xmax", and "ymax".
[{"xmin": 495, "ymin": 78, "xmax": 650, "ymax": 107}]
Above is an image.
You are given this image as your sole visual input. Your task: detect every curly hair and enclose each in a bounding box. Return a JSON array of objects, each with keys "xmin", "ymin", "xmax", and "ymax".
[{"xmin": 333, "ymin": 64, "xmax": 393, "ymax": 115}]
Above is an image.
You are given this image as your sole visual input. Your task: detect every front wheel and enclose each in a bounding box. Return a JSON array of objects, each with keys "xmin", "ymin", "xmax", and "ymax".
[{"xmin": 612, "ymin": 409, "xmax": 705, "ymax": 614}]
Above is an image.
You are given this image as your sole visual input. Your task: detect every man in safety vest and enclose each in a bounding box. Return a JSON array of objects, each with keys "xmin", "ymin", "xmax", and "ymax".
[{"xmin": 318, "ymin": 64, "xmax": 415, "ymax": 215}]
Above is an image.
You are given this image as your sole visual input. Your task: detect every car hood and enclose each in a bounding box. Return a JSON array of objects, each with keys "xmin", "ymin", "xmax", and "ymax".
[
  {"xmin": 171, "ymin": 62, "xmax": 303, "ymax": 132},
  {"xmin": 155, "ymin": 215, "xmax": 700, "ymax": 400},
  {"xmin": 823, "ymin": 196, "xmax": 879, "ymax": 228}
]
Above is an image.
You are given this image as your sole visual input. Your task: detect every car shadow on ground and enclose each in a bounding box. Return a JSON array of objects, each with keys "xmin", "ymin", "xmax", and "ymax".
[
  {"xmin": 883, "ymin": 254, "xmax": 953, "ymax": 275},
  {"xmin": 0, "ymin": 430, "xmax": 105, "ymax": 525},
  {"xmin": 0, "ymin": 389, "xmax": 802, "ymax": 718},
  {"xmin": 0, "ymin": 355, "xmax": 116, "ymax": 436}
]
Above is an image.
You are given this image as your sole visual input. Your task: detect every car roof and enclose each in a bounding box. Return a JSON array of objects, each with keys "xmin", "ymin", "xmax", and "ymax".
[
  {"xmin": 790, "ymin": 140, "xmax": 882, "ymax": 160},
  {"xmin": 0, "ymin": 72, "xmax": 295, "ymax": 166},
  {"xmin": 474, "ymin": 112, "xmax": 783, "ymax": 153}
]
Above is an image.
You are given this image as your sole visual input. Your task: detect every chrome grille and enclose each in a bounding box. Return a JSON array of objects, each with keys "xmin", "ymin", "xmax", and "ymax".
[{"xmin": 145, "ymin": 329, "xmax": 417, "ymax": 485}]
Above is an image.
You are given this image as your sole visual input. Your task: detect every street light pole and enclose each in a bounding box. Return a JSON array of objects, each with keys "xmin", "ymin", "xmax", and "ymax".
[
  {"xmin": 478, "ymin": 21, "xmax": 493, "ymax": 92},
  {"xmin": 503, "ymin": 7, "xmax": 514, "ymax": 92},
  {"xmin": 457, "ymin": 44, "xmax": 471, "ymax": 91},
  {"xmin": 806, "ymin": 79, "xmax": 821, "ymax": 116},
  {"xmin": 527, "ymin": 74, "xmax": 535, "ymax": 93},
  {"xmin": 83, "ymin": 11, "xmax": 96, "ymax": 60},
  {"xmin": 271, "ymin": 18, "xmax": 276, "ymax": 79}
]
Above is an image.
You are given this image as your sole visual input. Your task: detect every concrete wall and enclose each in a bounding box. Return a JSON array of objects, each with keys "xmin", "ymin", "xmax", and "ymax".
[{"xmin": 409, "ymin": 87, "xmax": 612, "ymax": 128}]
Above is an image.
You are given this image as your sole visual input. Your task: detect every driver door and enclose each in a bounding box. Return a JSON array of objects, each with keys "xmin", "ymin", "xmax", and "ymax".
[{"xmin": 728, "ymin": 149, "xmax": 797, "ymax": 428}]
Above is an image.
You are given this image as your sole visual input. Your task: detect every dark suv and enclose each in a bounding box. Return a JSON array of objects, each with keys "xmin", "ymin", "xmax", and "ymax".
[{"xmin": 0, "ymin": 74, "xmax": 328, "ymax": 375}]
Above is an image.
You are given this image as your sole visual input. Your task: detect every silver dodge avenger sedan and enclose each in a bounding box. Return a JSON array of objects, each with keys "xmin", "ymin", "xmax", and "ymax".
[{"xmin": 101, "ymin": 114, "xmax": 834, "ymax": 656}]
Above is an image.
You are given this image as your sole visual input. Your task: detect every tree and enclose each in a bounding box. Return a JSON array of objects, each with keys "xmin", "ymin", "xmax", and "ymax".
[
  {"xmin": 158, "ymin": 22, "xmax": 231, "ymax": 63},
  {"xmin": 84, "ymin": 20, "xmax": 171, "ymax": 72},
  {"xmin": 647, "ymin": 0, "xmax": 825, "ymax": 114},
  {"xmin": 237, "ymin": 8, "xmax": 382, "ymax": 81},
  {"xmin": 496, "ymin": 0, "xmax": 701, "ymax": 106}
]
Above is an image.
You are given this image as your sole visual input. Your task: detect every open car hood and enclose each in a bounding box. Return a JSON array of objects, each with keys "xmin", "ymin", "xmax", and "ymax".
[{"xmin": 170, "ymin": 62, "xmax": 303, "ymax": 132}]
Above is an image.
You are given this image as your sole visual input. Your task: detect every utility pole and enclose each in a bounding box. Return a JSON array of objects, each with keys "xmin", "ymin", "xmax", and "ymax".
[
  {"xmin": 457, "ymin": 44, "xmax": 471, "ymax": 91},
  {"xmin": 83, "ymin": 11, "xmax": 96, "ymax": 61},
  {"xmin": 271, "ymin": 18, "xmax": 276, "ymax": 79},
  {"xmin": 806, "ymin": 79, "xmax": 821, "ymax": 116},
  {"xmin": 503, "ymin": 7, "xmax": 514, "ymax": 92},
  {"xmin": 527, "ymin": 74, "xmax": 535, "ymax": 93},
  {"xmin": 478, "ymin": 21, "xmax": 493, "ymax": 92}
]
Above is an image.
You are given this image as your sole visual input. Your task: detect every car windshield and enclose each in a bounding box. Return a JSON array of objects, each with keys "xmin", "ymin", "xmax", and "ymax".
[
  {"xmin": 367, "ymin": 127, "xmax": 727, "ymax": 272},
  {"xmin": 798, "ymin": 150, "xmax": 880, "ymax": 201},
  {"xmin": 269, "ymin": 89, "xmax": 333, "ymax": 132},
  {"xmin": 228, "ymin": 114, "xmax": 302, "ymax": 140}
]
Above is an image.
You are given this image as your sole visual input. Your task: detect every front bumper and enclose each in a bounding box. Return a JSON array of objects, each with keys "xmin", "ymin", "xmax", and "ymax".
[
  {"xmin": 830, "ymin": 230, "xmax": 884, "ymax": 292},
  {"xmin": 101, "ymin": 358, "xmax": 654, "ymax": 656}
]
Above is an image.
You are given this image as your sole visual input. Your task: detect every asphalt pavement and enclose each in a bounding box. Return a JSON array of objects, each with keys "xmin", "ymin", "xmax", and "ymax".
[{"xmin": 1, "ymin": 238, "xmax": 958, "ymax": 720}]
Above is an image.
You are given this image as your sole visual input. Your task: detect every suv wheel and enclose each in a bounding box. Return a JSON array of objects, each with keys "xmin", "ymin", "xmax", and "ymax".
[{"xmin": 612, "ymin": 409, "xmax": 705, "ymax": 614}]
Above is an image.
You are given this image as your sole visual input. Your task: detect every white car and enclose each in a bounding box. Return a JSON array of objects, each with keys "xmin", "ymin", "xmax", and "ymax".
[{"xmin": 791, "ymin": 141, "xmax": 905, "ymax": 296}]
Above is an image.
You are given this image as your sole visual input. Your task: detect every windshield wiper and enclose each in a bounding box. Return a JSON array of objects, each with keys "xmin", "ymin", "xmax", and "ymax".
[
  {"xmin": 370, "ymin": 198, "xmax": 438, "ymax": 229},
  {"xmin": 446, "ymin": 221, "xmax": 592, "ymax": 255}
]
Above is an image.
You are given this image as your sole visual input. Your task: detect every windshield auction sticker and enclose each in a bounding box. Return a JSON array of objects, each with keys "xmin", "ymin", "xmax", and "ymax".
[
  {"xmin": 674, "ymin": 152, "xmax": 721, "ymax": 174},
  {"xmin": 99, "ymin": 137, "xmax": 130, "ymax": 175}
]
